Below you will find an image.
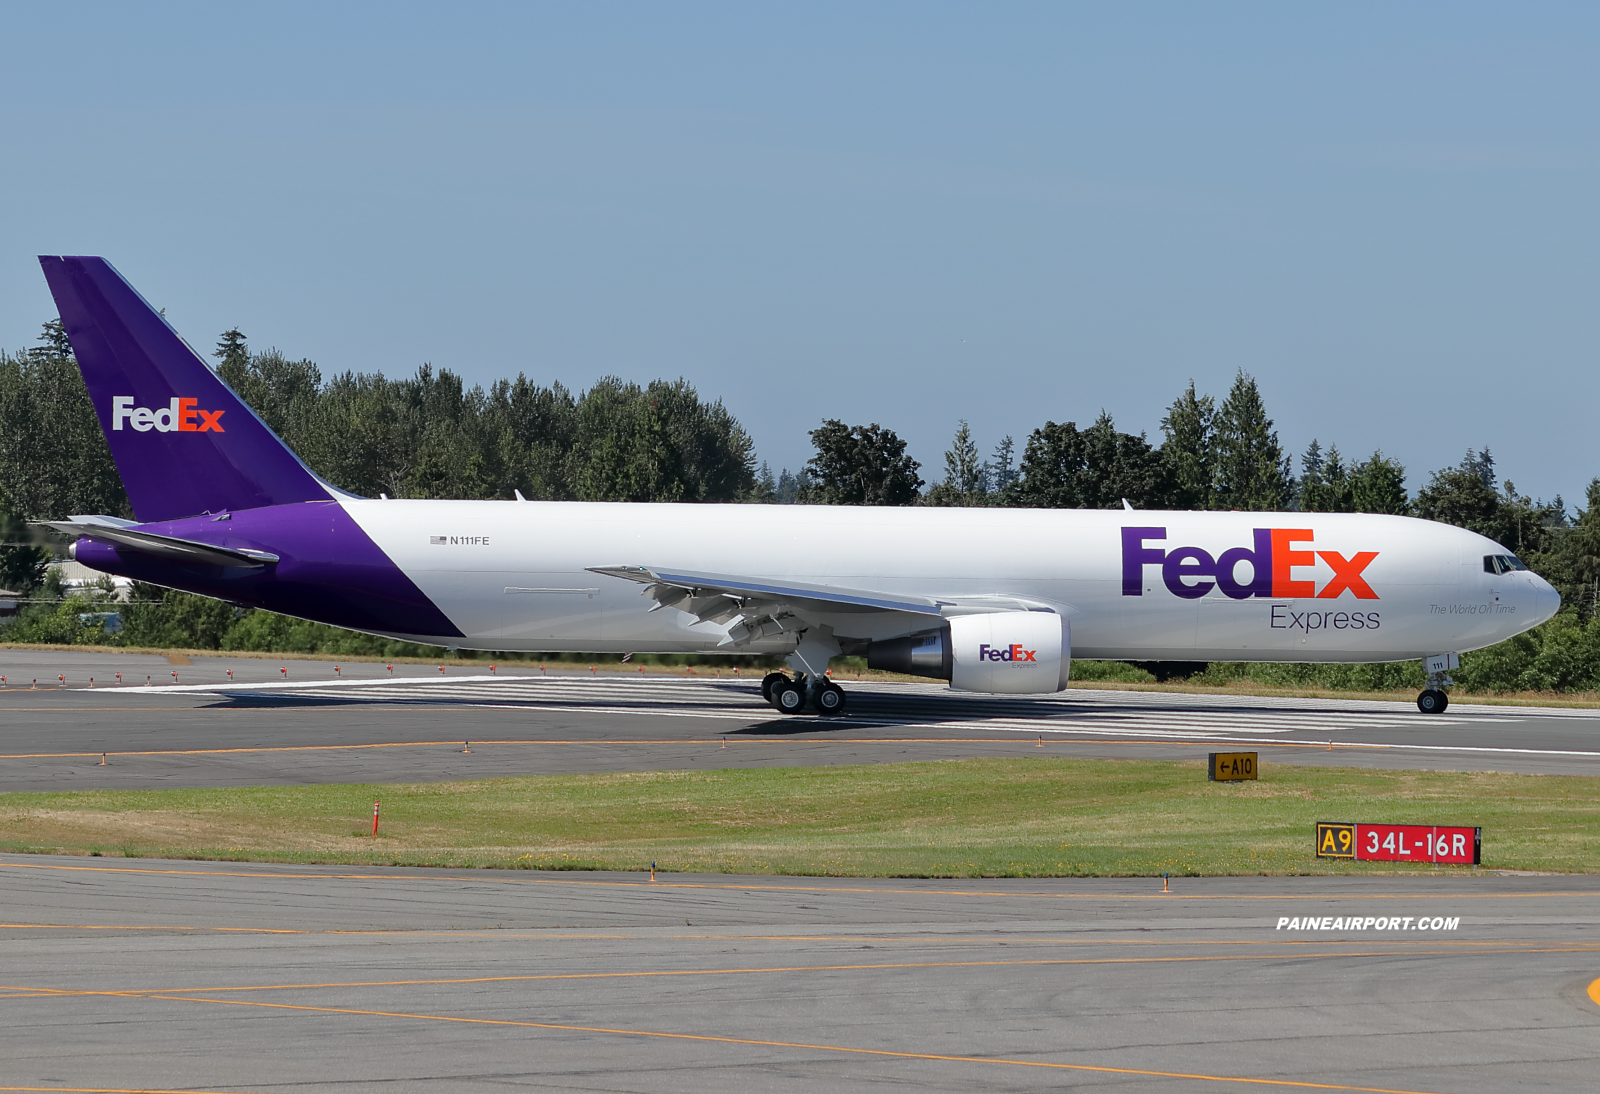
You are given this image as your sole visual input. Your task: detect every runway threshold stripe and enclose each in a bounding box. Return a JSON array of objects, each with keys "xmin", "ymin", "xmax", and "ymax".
[
  {"xmin": 24, "ymin": 989, "xmax": 1454, "ymax": 1094},
  {"xmin": 3, "ymin": 859, "xmax": 1593, "ymax": 900}
]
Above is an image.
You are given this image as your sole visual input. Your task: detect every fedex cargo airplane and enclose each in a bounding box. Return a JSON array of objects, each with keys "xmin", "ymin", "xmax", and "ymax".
[{"xmin": 37, "ymin": 256, "xmax": 1559, "ymax": 716}]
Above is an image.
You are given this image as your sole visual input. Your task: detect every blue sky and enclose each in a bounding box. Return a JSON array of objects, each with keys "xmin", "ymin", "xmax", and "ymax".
[{"xmin": 3, "ymin": 3, "xmax": 1596, "ymax": 504}]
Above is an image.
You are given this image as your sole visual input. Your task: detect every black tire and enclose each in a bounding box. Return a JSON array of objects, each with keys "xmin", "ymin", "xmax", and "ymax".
[
  {"xmin": 814, "ymin": 682, "xmax": 847, "ymax": 715},
  {"xmin": 1417, "ymin": 688, "xmax": 1449, "ymax": 714},
  {"xmin": 773, "ymin": 680, "xmax": 807, "ymax": 714},
  {"xmin": 761, "ymin": 672, "xmax": 788, "ymax": 704}
]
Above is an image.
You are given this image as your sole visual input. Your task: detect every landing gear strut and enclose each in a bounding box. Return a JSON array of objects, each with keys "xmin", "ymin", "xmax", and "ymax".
[
  {"xmin": 1416, "ymin": 654, "xmax": 1456, "ymax": 714},
  {"xmin": 761, "ymin": 627, "xmax": 850, "ymax": 716}
]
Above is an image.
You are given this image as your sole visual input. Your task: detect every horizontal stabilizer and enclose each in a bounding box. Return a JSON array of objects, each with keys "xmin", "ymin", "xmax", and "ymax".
[{"xmin": 40, "ymin": 519, "xmax": 280, "ymax": 569}]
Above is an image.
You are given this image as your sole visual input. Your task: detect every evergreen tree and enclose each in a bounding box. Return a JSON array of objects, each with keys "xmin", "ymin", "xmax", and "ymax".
[
  {"xmin": 751, "ymin": 461, "xmax": 777, "ymax": 503},
  {"xmin": 213, "ymin": 328, "xmax": 249, "ymax": 374},
  {"xmin": 1299, "ymin": 441, "xmax": 1352, "ymax": 512},
  {"xmin": 1349, "ymin": 452, "xmax": 1408, "ymax": 515},
  {"xmin": 1212, "ymin": 371, "xmax": 1289, "ymax": 511},
  {"xmin": 1296, "ymin": 439, "xmax": 1325, "ymax": 511},
  {"xmin": 775, "ymin": 468, "xmax": 802, "ymax": 504},
  {"xmin": 1009, "ymin": 412, "xmax": 1175, "ymax": 509},
  {"xmin": 1414, "ymin": 448, "xmax": 1564, "ymax": 559},
  {"xmin": 927, "ymin": 420, "xmax": 988, "ymax": 506},
  {"xmin": 1559, "ymin": 479, "xmax": 1600, "ymax": 618},
  {"xmin": 989, "ymin": 435, "xmax": 1017, "ymax": 493},
  {"xmin": 800, "ymin": 420, "xmax": 923, "ymax": 505},
  {"xmin": 31, "ymin": 318, "xmax": 73, "ymax": 359},
  {"xmin": 0, "ymin": 331, "xmax": 128, "ymax": 520},
  {"xmin": 1413, "ymin": 451, "xmax": 1502, "ymax": 537},
  {"xmin": 1159, "ymin": 380, "xmax": 1215, "ymax": 509},
  {"xmin": 1462, "ymin": 447, "xmax": 1495, "ymax": 488},
  {"xmin": 0, "ymin": 502, "xmax": 51, "ymax": 592}
]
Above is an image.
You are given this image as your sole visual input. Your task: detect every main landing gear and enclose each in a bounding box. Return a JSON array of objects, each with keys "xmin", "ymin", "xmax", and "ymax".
[{"xmin": 762, "ymin": 671, "xmax": 848, "ymax": 716}]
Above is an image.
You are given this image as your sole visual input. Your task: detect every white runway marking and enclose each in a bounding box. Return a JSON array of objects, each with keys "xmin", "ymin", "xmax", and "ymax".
[{"xmin": 101, "ymin": 674, "xmax": 1600, "ymax": 760}]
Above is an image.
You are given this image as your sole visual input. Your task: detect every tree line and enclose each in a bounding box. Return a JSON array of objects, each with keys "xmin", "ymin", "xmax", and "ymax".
[{"xmin": 2, "ymin": 320, "xmax": 1598, "ymax": 692}]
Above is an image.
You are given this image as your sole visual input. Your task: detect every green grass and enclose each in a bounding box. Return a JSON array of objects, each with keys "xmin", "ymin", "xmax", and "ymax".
[{"xmin": 3, "ymin": 758, "xmax": 1598, "ymax": 876}]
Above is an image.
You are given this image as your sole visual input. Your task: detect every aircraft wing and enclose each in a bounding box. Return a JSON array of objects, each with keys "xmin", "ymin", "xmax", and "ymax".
[
  {"xmin": 587, "ymin": 565, "xmax": 945, "ymax": 647},
  {"xmin": 40, "ymin": 517, "xmax": 281, "ymax": 570}
]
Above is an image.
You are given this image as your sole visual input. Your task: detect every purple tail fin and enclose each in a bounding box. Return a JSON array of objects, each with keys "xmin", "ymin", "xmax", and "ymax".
[{"xmin": 39, "ymin": 256, "xmax": 333, "ymax": 522}]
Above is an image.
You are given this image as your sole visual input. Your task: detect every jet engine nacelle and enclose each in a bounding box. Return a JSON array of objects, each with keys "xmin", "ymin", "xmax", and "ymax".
[{"xmin": 867, "ymin": 611, "xmax": 1070, "ymax": 694}]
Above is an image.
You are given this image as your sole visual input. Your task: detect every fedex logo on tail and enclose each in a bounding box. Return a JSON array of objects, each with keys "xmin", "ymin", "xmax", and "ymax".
[
  {"xmin": 978, "ymin": 643, "xmax": 1037, "ymax": 662},
  {"xmin": 112, "ymin": 397, "xmax": 225, "ymax": 433},
  {"xmin": 1122, "ymin": 527, "xmax": 1378, "ymax": 600}
]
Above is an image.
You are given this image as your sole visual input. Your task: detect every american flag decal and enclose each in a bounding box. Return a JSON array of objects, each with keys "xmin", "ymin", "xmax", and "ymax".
[{"xmin": 429, "ymin": 536, "xmax": 447, "ymax": 545}]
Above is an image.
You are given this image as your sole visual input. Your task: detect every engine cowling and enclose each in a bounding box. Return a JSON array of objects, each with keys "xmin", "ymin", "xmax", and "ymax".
[{"xmin": 866, "ymin": 611, "xmax": 1070, "ymax": 694}]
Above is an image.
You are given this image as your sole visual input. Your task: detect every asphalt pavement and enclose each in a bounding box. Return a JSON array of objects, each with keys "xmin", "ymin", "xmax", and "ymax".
[
  {"xmin": 1, "ymin": 649, "xmax": 1598, "ymax": 790},
  {"xmin": 2, "ymin": 854, "xmax": 1597, "ymax": 1093},
  {"xmin": 4, "ymin": 650, "xmax": 1600, "ymax": 1091}
]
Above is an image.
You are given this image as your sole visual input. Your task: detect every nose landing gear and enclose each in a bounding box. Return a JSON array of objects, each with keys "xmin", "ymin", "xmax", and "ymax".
[
  {"xmin": 1416, "ymin": 653, "xmax": 1458, "ymax": 714},
  {"xmin": 1416, "ymin": 688, "xmax": 1449, "ymax": 714}
]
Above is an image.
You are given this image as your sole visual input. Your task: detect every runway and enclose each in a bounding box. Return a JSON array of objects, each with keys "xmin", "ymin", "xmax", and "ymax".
[
  {"xmin": 1, "ymin": 650, "xmax": 1599, "ymax": 790},
  {"xmin": 2, "ymin": 853, "xmax": 1598, "ymax": 1093}
]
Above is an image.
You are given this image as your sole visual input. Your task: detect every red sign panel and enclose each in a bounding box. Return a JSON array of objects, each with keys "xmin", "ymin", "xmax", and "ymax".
[{"xmin": 1350, "ymin": 824, "xmax": 1480, "ymax": 864}]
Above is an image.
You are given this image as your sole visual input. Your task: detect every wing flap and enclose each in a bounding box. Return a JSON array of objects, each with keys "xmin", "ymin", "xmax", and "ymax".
[
  {"xmin": 588, "ymin": 565, "xmax": 945, "ymax": 648},
  {"xmin": 588, "ymin": 566, "xmax": 944, "ymax": 616}
]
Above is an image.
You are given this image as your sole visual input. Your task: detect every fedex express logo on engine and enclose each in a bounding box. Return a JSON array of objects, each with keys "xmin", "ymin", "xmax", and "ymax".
[
  {"xmin": 978, "ymin": 643, "xmax": 1037, "ymax": 662},
  {"xmin": 112, "ymin": 396, "xmax": 225, "ymax": 433},
  {"xmin": 1122, "ymin": 527, "xmax": 1378, "ymax": 600}
]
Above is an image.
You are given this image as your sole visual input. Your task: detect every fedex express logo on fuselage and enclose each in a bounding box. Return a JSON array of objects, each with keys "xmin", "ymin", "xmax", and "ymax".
[
  {"xmin": 111, "ymin": 396, "xmax": 225, "ymax": 433},
  {"xmin": 978, "ymin": 643, "xmax": 1037, "ymax": 662},
  {"xmin": 1122, "ymin": 527, "xmax": 1378, "ymax": 600}
]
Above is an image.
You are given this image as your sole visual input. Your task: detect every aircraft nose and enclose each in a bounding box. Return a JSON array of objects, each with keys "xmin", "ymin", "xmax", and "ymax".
[{"xmin": 1527, "ymin": 572, "xmax": 1561, "ymax": 625}]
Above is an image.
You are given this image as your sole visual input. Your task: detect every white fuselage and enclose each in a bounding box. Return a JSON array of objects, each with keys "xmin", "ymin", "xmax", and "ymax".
[{"xmin": 337, "ymin": 499, "xmax": 1559, "ymax": 662}]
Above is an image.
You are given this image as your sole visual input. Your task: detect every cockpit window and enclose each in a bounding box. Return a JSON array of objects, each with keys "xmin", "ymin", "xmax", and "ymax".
[{"xmin": 1483, "ymin": 554, "xmax": 1530, "ymax": 575}]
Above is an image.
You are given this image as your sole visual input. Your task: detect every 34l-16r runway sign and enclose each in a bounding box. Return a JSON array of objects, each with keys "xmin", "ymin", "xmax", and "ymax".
[{"xmin": 1316, "ymin": 822, "xmax": 1481, "ymax": 864}]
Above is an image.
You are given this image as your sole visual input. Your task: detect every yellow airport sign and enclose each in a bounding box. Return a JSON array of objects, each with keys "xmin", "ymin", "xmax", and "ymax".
[
  {"xmin": 1208, "ymin": 752, "xmax": 1257, "ymax": 781},
  {"xmin": 1316, "ymin": 822, "xmax": 1356, "ymax": 858}
]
